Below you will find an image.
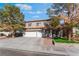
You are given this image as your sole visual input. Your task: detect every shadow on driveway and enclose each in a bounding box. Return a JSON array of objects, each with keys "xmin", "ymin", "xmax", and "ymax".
[{"xmin": 0, "ymin": 48, "xmax": 67, "ymax": 56}]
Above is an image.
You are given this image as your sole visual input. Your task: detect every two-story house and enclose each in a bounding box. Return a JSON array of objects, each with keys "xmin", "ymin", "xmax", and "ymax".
[{"xmin": 24, "ymin": 19, "xmax": 50, "ymax": 37}]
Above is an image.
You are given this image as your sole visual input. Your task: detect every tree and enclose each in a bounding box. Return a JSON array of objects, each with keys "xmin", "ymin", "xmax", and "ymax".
[
  {"xmin": 47, "ymin": 3, "xmax": 65, "ymax": 17},
  {"xmin": 63, "ymin": 4, "xmax": 79, "ymax": 40},
  {"xmin": 0, "ymin": 4, "xmax": 25, "ymax": 37},
  {"xmin": 50, "ymin": 16, "xmax": 63, "ymax": 37},
  {"xmin": 47, "ymin": 3, "xmax": 79, "ymax": 40},
  {"xmin": 50, "ymin": 16, "xmax": 60, "ymax": 29}
]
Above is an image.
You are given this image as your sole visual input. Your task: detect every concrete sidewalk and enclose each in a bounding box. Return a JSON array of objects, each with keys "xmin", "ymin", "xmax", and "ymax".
[{"xmin": 0, "ymin": 37, "xmax": 79, "ymax": 56}]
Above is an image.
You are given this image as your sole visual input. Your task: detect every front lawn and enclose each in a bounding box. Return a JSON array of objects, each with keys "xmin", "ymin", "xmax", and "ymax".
[{"xmin": 53, "ymin": 37, "xmax": 79, "ymax": 43}]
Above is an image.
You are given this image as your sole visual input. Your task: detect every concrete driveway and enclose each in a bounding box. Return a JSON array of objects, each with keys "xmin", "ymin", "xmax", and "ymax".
[{"xmin": 0, "ymin": 37, "xmax": 79, "ymax": 56}]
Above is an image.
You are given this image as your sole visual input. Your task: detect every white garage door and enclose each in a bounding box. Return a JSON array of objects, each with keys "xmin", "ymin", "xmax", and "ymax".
[{"xmin": 23, "ymin": 32, "xmax": 42, "ymax": 37}]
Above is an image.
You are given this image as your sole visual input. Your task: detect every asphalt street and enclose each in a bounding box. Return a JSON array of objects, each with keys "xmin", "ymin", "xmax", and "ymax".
[
  {"xmin": 0, "ymin": 37, "xmax": 79, "ymax": 56},
  {"xmin": 0, "ymin": 48, "xmax": 66, "ymax": 56}
]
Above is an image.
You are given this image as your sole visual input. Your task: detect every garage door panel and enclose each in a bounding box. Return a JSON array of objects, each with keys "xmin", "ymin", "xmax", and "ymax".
[
  {"xmin": 37, "ymin": 32, "xmax": 42, "ymax": 37},
  {"xmin": 23, "ymin": 32, "xmax": 42, "ymax": 37}
]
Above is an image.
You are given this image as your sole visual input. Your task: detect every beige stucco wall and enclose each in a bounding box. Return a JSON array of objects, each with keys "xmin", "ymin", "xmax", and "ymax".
[{"xmin": 25, "ymin": 21, "xmax": 49, "ymax": 29}]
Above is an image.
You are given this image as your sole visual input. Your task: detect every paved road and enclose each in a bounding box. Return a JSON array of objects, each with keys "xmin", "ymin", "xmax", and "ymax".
[
  {"xmin": 0, "ymin": 48, "xmax": 66, "ymax": 56},
  {"xmin": 0, "ymin": 37, "xmax": 79, "ymax": 56}
]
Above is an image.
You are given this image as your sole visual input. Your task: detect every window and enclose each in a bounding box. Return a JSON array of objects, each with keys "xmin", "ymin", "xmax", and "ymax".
[
  {"xmin": 28, "ymin": 23, "xmax": 32, "ymax": 26},
  {"xmin": 44, "ymin": 23, "xmax": 48, "ymax": 26},
  {"xmin": 36, "ymin": 22, "xmax": 40, "ymax": 26}
]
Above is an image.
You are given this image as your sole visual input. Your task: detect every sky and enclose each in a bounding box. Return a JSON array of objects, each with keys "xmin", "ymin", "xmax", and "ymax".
[{"xmin": 0, "ymin": 3, "xmax": 52, "ymax": 21}]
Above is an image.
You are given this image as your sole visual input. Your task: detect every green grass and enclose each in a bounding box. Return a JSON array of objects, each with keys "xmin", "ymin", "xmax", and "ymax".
[{"xmin": 53, "ymin": 37, "xmax": 79, "ymax": 43}]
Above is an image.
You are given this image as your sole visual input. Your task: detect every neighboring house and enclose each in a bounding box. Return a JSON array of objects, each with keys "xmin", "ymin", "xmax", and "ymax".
[{"xmin": 24, "ymin": 19, "xmax": 50, "ymax": 37}]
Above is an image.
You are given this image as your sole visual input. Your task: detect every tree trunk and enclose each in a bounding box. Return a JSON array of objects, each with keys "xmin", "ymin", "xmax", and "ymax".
[
  {"xmin": 12, "ymin": 31, "xmax": 15, "ymax": 38},
  {"xmin": 68, "ymin": 29, "xmax": 72, "ymax": 41},
  {"xmin": 63, "ymin": 28, "xmax": 68, "ymax": 39},
  {"xmin": 11, "ymin": 25, "xmax": 16, "ymax": 38},
  {"xmin": 12, "ymin": 33, "xmax": 15, "ymax": 38},
  {"xmin": 12, "ymin": 30, "xmax": 15, "ymax": 38}
]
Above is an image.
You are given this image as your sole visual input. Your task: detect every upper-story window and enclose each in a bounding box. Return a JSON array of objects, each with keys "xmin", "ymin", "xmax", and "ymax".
[
  {"xmin": 36, "ymin": 22, "xmax": 40, "ymax": 26},
  {"xmin": 28, "ymin": 23, "xmax": 32, "ymax": 26},
  {"xmin": 44, "ymin": 22, "xmax": 49, "ymax": 26}
]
